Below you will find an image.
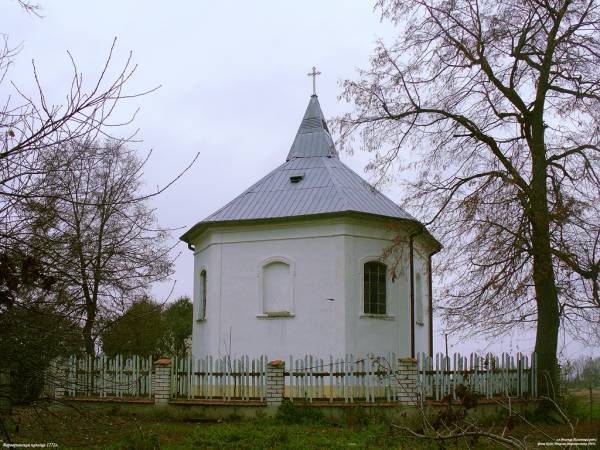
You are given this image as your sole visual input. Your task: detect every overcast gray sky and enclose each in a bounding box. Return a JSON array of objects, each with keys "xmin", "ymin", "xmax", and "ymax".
[{"xmin": 3, "ymin": 1, "xmax": 592, "ymax": 359}]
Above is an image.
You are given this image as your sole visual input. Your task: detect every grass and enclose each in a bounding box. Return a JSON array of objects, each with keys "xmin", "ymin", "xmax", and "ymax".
[
  {"xmin": 1, "ymin": 399, "xmax": 598, "ymax": 449},
  {"xmin": 564, "ymin": 387, "xmax": 600, "ymax": 421},
  {"xmin": 0, "ymin": 405, "xmax": 403, "ymax": 450}
]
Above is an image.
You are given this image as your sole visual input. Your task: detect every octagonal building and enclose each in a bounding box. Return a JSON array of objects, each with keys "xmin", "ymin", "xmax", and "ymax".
[{"xmin": 180, "ymin": 94, "xmax": 440, "ymax": 361}]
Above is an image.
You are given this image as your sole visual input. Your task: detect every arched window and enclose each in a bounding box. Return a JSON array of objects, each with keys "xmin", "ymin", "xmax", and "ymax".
[
  {"xmin": 415, "ymin": 273, "xmax": 424, "ymax": 325},
  {"xmin": 198, "ymin": 269, "xmax": 207, "ymax": 320},
  {"xmin": 262, "ymin": 261, "xmax": 291, "ymax": 314},
  {"xmin": 364, "ymin": 261, "xmax": 387, "ymax": 314}
]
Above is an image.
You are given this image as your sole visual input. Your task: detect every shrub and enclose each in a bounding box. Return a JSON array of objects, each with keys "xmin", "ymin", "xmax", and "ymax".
[{"xmin": 275, "ymin": 400, "xmax": 325, "ymax": 425}]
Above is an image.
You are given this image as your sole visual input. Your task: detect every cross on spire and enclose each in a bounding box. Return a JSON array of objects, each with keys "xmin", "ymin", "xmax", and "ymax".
[{"xmin": 307, "ymin": 66, "xmax": 321, "ymax": 96}]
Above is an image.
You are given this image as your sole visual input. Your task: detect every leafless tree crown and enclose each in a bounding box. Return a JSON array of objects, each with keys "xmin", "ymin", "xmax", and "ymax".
[{"xmin": 337, "ymin": 0, "xmax": 600, "ymax": 345}]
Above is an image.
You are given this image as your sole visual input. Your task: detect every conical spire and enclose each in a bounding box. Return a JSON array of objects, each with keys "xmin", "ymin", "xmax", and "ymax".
[{"xmin": 286, "ymin": 95, "xmax": 338, "ymax": 161}]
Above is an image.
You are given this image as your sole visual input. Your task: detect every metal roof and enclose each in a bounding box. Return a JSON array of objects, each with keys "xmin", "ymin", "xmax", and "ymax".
[
  {"xmin": 200, "ymin": 156, "xmax": 416, "ymax": 222},
  {"xmin": 286, "ymin": 95, "xmax": 337, "ymax": 160},
  {"xmin": 181, "ymin": 95, "xmax": 423, "ymax": 243}
]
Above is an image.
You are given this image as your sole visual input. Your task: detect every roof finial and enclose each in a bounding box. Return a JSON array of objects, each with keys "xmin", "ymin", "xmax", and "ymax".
[{"xmin": 307, "ymin": 66, "xmax": 321, "ymax": 96}]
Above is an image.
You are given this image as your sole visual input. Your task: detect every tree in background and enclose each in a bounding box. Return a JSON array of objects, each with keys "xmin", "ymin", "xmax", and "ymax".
[
  {"xmin": 101, "ymin": 297, "xmax": 165, "ymax": 358},
  {"xmin": 564, "ymin": 356, "xmax": 600, "ymax": 388},
  {"xmin": 101, "ymin": 296, "xmax": 192, "ymax": 358},
  {"xmin": 162, "ymin": 296, "xmax": 193, "ymax": 359},
  {"xmin": 27, "ymin": 140, "xmax": 174, "ymax": 355},
  {"xmin": 338, "ymin": 0, "xmax": 600, "ymax": 396}
]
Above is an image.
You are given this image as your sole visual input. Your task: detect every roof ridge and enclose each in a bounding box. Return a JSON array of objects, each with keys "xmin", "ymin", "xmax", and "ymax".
[{"xmin": 322, "ymin": 157, "xmax": 352, "ymax": 211}]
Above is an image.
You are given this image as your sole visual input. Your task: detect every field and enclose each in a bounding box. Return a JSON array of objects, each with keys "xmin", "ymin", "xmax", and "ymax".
[{"xmin": 1, "ymin": 395, "xmax": 598, "ymax": 449}]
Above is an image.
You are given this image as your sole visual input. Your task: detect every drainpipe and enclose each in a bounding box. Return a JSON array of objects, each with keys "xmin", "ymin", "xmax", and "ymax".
[{"xmin": 187, "ymin": 243, "xmax": 195, "ymax": 252}]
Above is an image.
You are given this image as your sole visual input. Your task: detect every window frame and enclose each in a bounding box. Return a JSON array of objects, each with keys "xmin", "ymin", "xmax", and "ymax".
[{"xmin": 362, "ymin": 260, "xmax": 388, "ymax": 316}]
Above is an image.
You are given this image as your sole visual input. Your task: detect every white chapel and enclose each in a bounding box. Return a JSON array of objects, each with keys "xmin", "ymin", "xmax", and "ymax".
[{"xmin": 181, "ymin": 89, "xmax": 440, "ymax": 361}]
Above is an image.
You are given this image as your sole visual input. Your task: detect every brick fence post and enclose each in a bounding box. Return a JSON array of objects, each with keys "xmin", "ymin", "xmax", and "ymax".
[
  {"xmin": 266, "ymin": 360, "xmax": 285, "ymax": 407},
  {"xmin": 0, "ymin": 368, "xmax": 11, "ymax": 414},
  {"xmin": 396, "ymin": 357, "xmax": 419, "ymax": 406},
  {"xmin": 153, "ymin": 358, "xmax": 171, "ymax": 406}
]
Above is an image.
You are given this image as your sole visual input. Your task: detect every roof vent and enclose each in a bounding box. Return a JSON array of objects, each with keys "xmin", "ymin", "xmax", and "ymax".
[{"xmin": 289, "ymin": 174, "xmax": 304, "ymax": 183}]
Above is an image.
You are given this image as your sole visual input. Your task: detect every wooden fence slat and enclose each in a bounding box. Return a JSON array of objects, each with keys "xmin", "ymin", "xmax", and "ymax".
[{"xmin": 308, "ymin": 355, "xmax": 313, "ymax": 403}]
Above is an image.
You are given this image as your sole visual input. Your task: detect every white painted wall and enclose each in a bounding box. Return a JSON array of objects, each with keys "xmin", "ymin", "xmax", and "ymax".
[
  {"xmin": 413, "ymin": 246, "xmax": 432, "ymax": 356},
  {"xmin": 189, "ymin": 216, "xmax": 433, "ymax": 361}
]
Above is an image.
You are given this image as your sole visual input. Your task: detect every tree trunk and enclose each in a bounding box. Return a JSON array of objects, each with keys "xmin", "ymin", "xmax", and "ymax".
[
  {"xmin": 82, "ymin": 307, "xmax": 96, "ymax": 356},
  {"xmin": 531, "ymin": 243, "xmax": 560, "ymax": 398},
  {"xmin": 529, "ymin": 126, "xmax": 560, "ymax": 399}
]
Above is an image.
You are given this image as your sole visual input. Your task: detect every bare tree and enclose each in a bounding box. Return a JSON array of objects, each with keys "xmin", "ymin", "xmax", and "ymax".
[
  {"xmin": 25, "ymin": 140, "xmax": 174, "ymax": 355},
  {"xmin": 0, "ymin": 33, "xmax": 160, "ymax": 308},
  {"xmin": 0, "ymin": 25, "xmax": 151, "ymax": 425},
  {"xmin": 0, "ymin": 20, "xmax": 196, "ymax": 353},
  {"xmin": 0, "ymin": 4, "xmax": 191, "ymax": 441},
  {"xmin": 337, "ymin": 0, "xmax": 600, "ymax": 396}
]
